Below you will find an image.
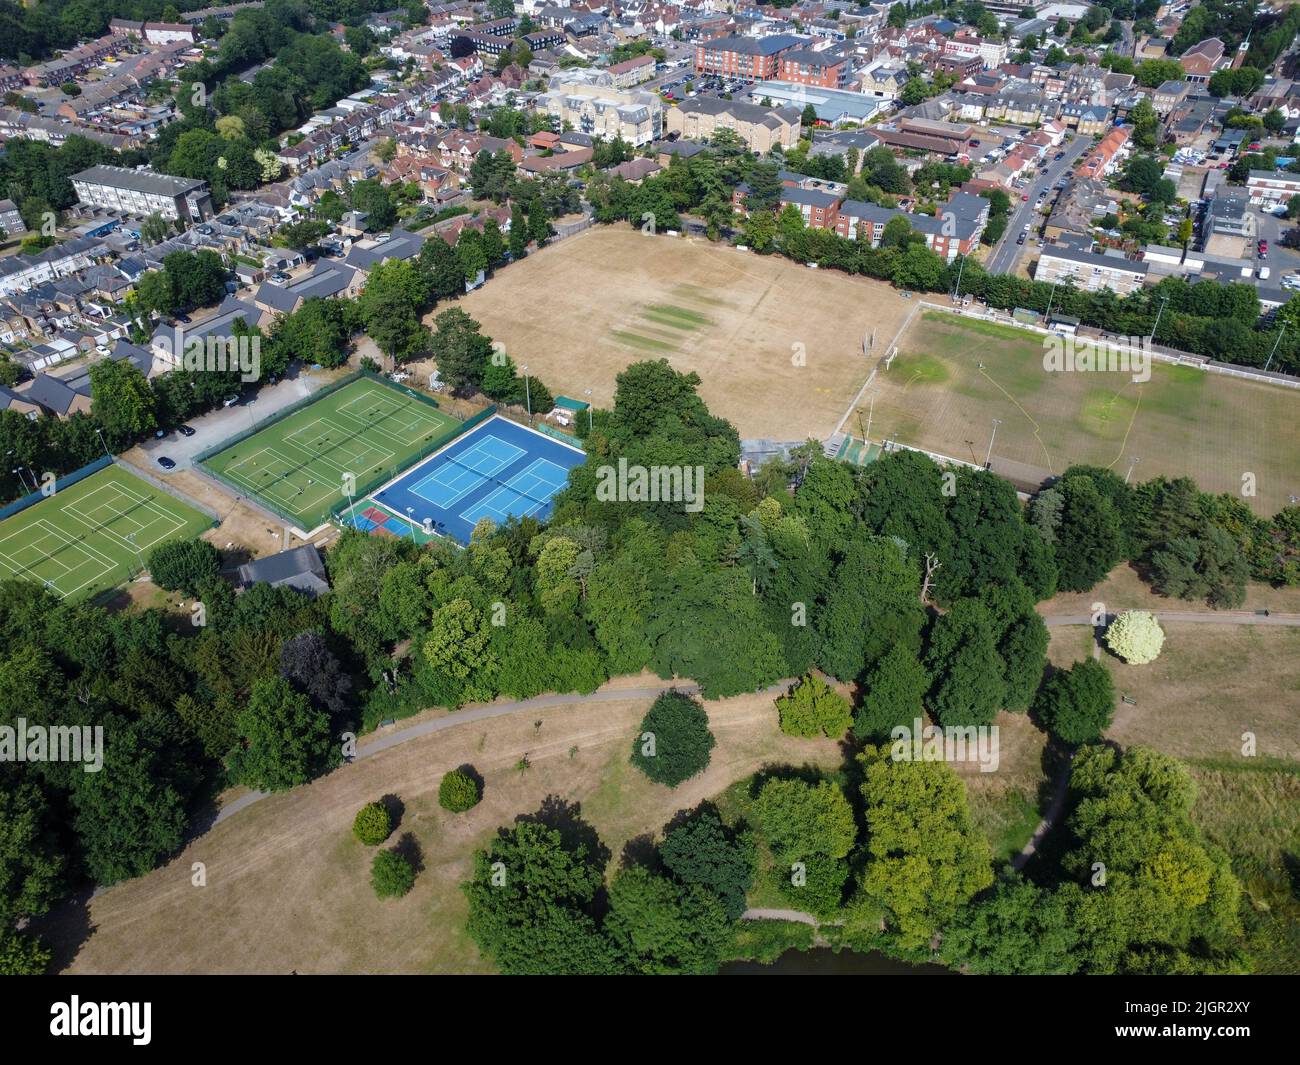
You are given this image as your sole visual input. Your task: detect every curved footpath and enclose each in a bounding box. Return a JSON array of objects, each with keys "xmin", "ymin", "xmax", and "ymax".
[{"xmin": 208, "ymin": 610, "xmax": 1298, "ymax": 829}]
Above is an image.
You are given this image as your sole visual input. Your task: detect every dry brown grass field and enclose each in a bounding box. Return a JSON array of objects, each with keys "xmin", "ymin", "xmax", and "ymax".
[
  {"xmin": 53, "ymin": 679, "xmax": 844, "ymax": 975},
  {"xmin": 456, "ymin": 226, "xmax": 911, "ymax": 440},
  {"xmin": 1046, "ymin": 623, "xmax": 1300, "ymax": 763},
  {"xmin": 868, "ymin": 312, "xmax": 1300, "ymax": 514}
]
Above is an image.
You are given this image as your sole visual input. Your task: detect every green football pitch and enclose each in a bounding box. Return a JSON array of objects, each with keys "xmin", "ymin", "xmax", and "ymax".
[
  {"xmin": 201, "ymin": 377, "xmax": 461, "ymax": 528},
  {"xmin": 0, "ymin": 464, "xmax": 212, "ymax": 601}
]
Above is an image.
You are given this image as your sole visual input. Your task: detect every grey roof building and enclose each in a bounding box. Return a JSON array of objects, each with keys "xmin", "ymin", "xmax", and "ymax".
[
  {"xmin": 344, "ymin": 228, "xmax": 426, "ymax": 271},
  {"xmin": 254, "ymin": 263, "xmax": 359, "ymax": 315},
  {"xmin": 237, "ymin": 544, "xmax": 330, "ymax": 597},
  {"xmin": 71, "ymin": 165, "xmax": 213, "ymax": 224}
]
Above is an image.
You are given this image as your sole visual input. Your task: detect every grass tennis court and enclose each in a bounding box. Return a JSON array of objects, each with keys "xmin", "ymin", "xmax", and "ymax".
[
  {"xmin": 201, "ymin": 377, "xmax": 460, "ymax": 529},
  {"xmin": 0, "ymin": 464, "xmax": 212, "ymax": 602},
  {"xmin": 866, "ymin": 312, "xmax": 1300, "ymax": 513}
]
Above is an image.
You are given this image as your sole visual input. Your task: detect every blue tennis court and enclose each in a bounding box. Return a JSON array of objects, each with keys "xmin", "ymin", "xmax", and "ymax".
[{"xmin": 359, "ymin": 415, "xmax": 585, "ymax": 545}]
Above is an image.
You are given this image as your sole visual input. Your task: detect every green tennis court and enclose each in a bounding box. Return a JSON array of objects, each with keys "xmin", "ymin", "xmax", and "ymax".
[
  {"xmin": 201, "ymin": 377, "xmax": 461, "ymax": 528},
  {"xmin": 0, "ymin": 464, "xmax": 213, "ymax": 601}
]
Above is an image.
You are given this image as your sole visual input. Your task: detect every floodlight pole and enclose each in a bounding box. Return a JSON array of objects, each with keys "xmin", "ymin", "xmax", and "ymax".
[
  {"xmin": 94, "ymin": 427, "xmax": 111, "ymax": 457},
  {"xmin": 522, "ymin": 364, "xmax": 532, "ymax": 422},
  {"xmin": 405, "ymin": 506, "xmax": 417, "ymax": 542},
  {"xmin": 1263, "ymin": 322, "xmax": 1286, "ymax": 373},
  {"xmin": 584, "ymin": 388, "xmax": 593, "ymax": 431},
  {"xmin": 984, "ymin": 418, "xmax": 1002, "ymax": 469},
  {"xmin": 1149, "ymin": 294, "xmax": 1170, "ymax": 345},
  {"xmin": 1125, "ymin": 455, "xmax": 1141, "ymax": 484}
]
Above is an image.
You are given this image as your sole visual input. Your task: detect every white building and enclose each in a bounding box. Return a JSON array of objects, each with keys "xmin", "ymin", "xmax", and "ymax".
[
  {"xmin": 70, "ymin": 166, "xmax": 213, "ymax": 223},
  {"xmin": 1245, "ymin": 169, "xmax": 1300, "ymax": 208}
]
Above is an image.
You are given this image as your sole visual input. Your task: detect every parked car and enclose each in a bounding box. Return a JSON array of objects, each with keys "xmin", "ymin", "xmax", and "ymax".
[
  {"xmin": 157, "ymin": 456, "xmax": 176, "ymax": 471},
  {"xmin": 178, "ymin": 424, "xmax": 196, "ymax": 437},
  {"xmin": 1016, "ymin": 232, "xmax": 1026, "ymax": 245},
  {"xmin": 1021, "ymin": 193, "xmax": 1029, "ymax": 201},
  {"xmin": 174, "ymin": 312, "xmax": 191, "ymax": 324}
]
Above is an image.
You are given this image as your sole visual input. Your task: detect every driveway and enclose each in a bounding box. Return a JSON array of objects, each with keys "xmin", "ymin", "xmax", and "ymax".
[
  {"xmin": 986, "ymin": 135, "xmax": 1094, "ymax": 276},
  {"xmin": 133, "ymin": 366, "xmax": 340, "ymax": 473}
]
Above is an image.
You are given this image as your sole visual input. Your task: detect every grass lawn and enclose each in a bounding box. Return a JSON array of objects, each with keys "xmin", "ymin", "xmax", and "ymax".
[
  {"xmin": 871, "ymin": 312, "xmax": 1300, "ymax": 514},
  {"xmin": 201, "ymin": 376, "xmax": 460, "ymax": 529},
  {"xmin": 1047, "ymin": 623, "xmax": 1300, "ymax": 763},
  {"xmin": 1189, "ymin": 761, "xmax": 1300, "ymax": 974},
  {"xmin": 0, "ymin": 463, "xmax": 211, "ymax": 602}
]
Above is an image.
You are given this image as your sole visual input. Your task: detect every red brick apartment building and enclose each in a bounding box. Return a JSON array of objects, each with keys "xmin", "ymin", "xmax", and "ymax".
[
  {"xmin": 777, "ymin": 48, "xmax": 849, "ymax": 89},
  {"xmin": 694, "ymin": 34, "xmax": 805, "ymax": 81}
]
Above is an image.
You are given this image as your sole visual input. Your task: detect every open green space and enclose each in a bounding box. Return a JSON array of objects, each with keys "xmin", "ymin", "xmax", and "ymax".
[
  {"xmin": 201, "ymin": 376, "xmax": 460, "ymax": 528},
  {"xmin": 0, "ymin": 463, "xmax": 212, "ymax": 602},
  {"xmin": 870, "ymin": 312, "xmax": 1300, "ymax": 511}
]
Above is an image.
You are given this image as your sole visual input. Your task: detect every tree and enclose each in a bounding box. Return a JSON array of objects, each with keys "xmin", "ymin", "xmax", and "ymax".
[
  {"xmin": 1150, "ymin": 526, "xmax": 1248, "ymax": 609},
  {"xmin": 817, "ymin": 536, "xmax": 923, "ymax": 681},
  {"xmin": 279, "ymin": 632, "xmax": 352, "ymax": 717},
  {"xmin": 854, "ymin": 644, "xmax": 928, "ymax": 742},
  {"xmin": 431, "ymin": 307, "xmax": 494, "ymax": 392},
  {"xmin": 942, "ymin": 878, "xmax": 1081, "ymax": 975},
  {"xmin": 630, "ymin": 690, "xmax": 715, "ymax": 787},
  {"xmin": 89, "ymin": 359, "xmax": 156, "ymax": 445},
  {"xmin": 1052, "ymin": 475, "xmax": 1125, "ymax": 591},
  {"xmin": 439, "ymin": 768, "xmax": 481, "ymax": 812},
  {"xmin": 925, "ymin": 599, "xmax": 1007, "ymax": 727},
  {"xmin": 775, "ymin": 672, "xmax": 851, "ymax": 738},
  {"xmin": 1105, "ymin": 610, "xmax": 1165, "ymax": 664},
  {"xmin": 858, "ymin": 744, "xmax": 993, "ymax": 947},
  {"xmin": 0, "ymin": 928, "xmax": 51, "ymax": 975},
  {"xmin": 752, "ymin": 777, "xmax": 856, "ymax": 863},
  {"xmin": 0, "ymin": 778, "xmax": 63, "ymax": 925},
  {"xmin": 423, "ymin": 598, "xmax": 496, "ymax": 703},
  {"xmin": 464, "ymin": 819, "xmax": 619, "ymax": 975},
  {"xmin": 147, "ymin": 538, "xmax": 220, "ymax": 596},
  {"xmin": 1034, "ymin": 658, "xmax": 1115, "ymax": 744},
  {"xmin": 348, "ymin": 179, "xmax": 396, "ymax": 230},
  {"xmin": 800, "ymin": 103, "xmax": 818, "ymax": 129},
  {"xmin": 371, "ymin": 848, "xmax": 416, "ymax": 898},
  {"xmin": 658, "ymin": 806, "xmax": 755, "ymax": 920},
  {"xmin": 604, "ymin": 865, "xmax": 730, "ymax": 974},
  {"xmin": 227, "ymin": 675, "xmax": 335, "ymax": 791},
  {"xmin": 353, "ymin": 801, "xmax": 392, "ymax": 845},
  {"xmin": 71, "ymin": 723, "xmax": 188, "ymax": 885}
]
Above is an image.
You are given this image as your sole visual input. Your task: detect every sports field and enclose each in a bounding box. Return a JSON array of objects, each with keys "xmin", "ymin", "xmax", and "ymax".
[
  {"xmin": 0, "ymin": 464, "xmax": 212, "ymax": 601},
  {"xmin": 864, "ymin": 311, "xmax": 1300, "ymax": 513},
  {"xmin": 456, "ymin": 226, "xmax": 911, "ymax": 440},
  {"xmin": 351, "ymin": 415, "xmax": 585, "ymax": 545},
  {"xmin": 201, "ymin": 377, "xmax": 461, "ymax": 529}
]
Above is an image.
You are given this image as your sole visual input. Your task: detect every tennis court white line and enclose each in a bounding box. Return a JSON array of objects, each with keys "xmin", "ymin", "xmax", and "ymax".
[{"xmin": 64, "ymin": 482, "xmax": 186, "ymax": 553}]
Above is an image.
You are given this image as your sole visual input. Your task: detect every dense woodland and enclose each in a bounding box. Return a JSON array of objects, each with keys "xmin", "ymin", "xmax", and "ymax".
[{"xmin": 1, "ymin": 356, "xmax": 1294, "ymax": 973}]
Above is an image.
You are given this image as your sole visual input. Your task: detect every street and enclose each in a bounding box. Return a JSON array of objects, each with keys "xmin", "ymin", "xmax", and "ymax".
[{"xmin": 986, "ymin": 134, "xmax": 1094, "ymax": 275}]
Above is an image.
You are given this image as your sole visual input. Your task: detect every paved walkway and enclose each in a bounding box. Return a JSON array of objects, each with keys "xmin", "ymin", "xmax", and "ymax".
[{"xmin": 1043, "ymin": 610, "xmax": 1300, "ymax": 627}]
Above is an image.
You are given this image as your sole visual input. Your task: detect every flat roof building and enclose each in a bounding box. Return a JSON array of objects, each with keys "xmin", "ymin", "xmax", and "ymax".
[{"xmin": 71, "ymin": 166, "xmax": 213, "ymax": 224}]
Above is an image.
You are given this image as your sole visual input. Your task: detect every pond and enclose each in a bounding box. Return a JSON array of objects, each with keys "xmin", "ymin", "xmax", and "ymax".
[{"xmin": 722, "ymin": 947, "xmax": 954, "ymax": 975}]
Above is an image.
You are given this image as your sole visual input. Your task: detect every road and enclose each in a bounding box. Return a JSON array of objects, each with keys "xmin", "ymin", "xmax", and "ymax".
[{"xmin": 985, "ymin": 134, "xmax": 1093, "ymax": 276}]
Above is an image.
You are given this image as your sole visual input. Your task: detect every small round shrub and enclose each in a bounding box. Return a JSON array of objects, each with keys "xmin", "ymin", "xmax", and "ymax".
[
  {"xmin": 352, "ymin": 801, "xmax": 391, "ymax": 846},
  {"xmin": 1105, "ymin": 610, "xmax": 1165, "ymax": 664},
  {"xmin": 439, "ymin": 769, "xmax": 480, "ymax": 812},
  {"xmin": 370, "ymin": 848, "xmax": 415, "ymax": 899}
]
